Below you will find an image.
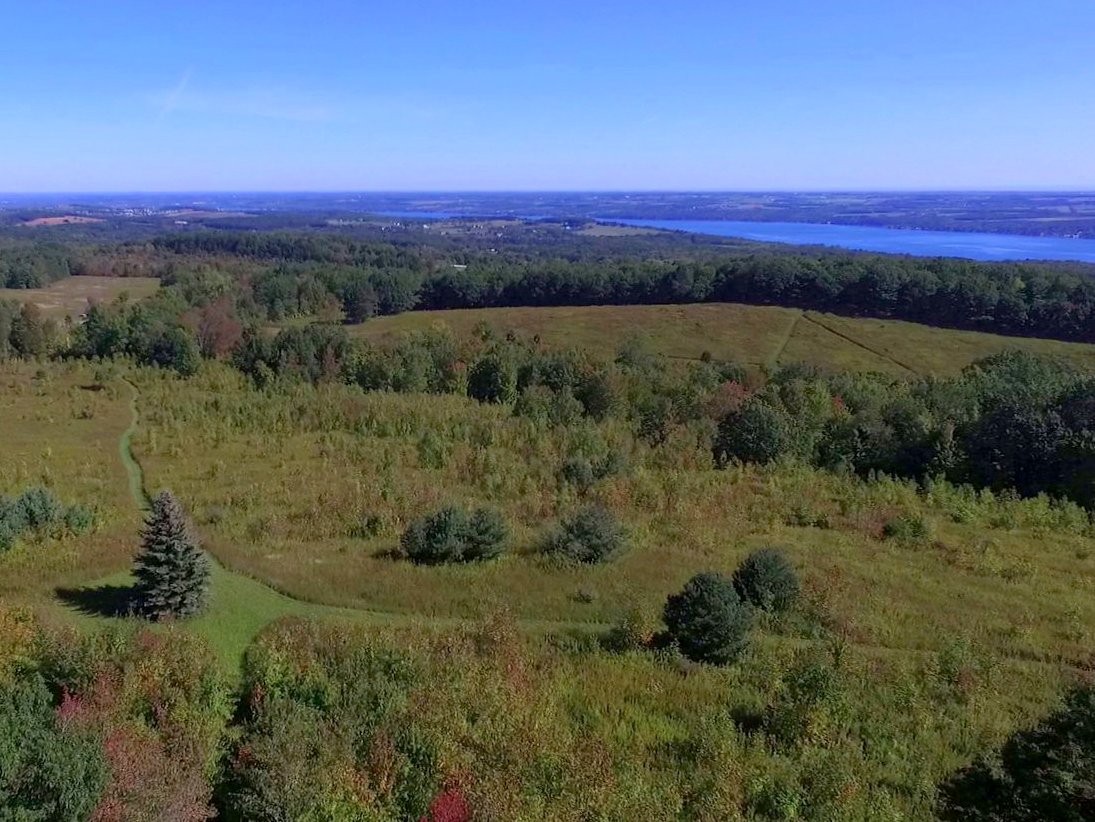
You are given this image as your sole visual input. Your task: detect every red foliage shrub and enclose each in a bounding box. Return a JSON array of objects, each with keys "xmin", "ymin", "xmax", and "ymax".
[
  {"xmin": 706, "ymin": 380, "xmax": 751, "ymax": 419},
  {"xmin": 182, "ymin": 296, "xmax": 243, "ymax": 358},
  {"xmin": 420, "ymin": 786, "xmax": 472, "ymax": 822},
  {"xmin": 91, "ymin": 725, "xmax": 213, "ymax": 822}
]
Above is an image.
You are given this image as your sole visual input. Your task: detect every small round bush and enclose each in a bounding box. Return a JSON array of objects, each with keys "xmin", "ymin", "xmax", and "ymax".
[
  {"xmin": 401, "ymin": 505, "xmax": 508, "ymax": 565},
  {"xmin": 467, "ymin": 355, "xmax": 517, "ymax": 404},
  {"xmin": 16, "ymin": 487, "xmax": 62, "ymax": 531},
  {"xmin": 883, "ymin": 514, "xmax": 931, "ymax": 544},
  {"xmin": 732, "ymin": 548, "xmax": 800, "ymax": 613},
  {"xmin": 663, "ymin": 572, "xmax": 752, "ymax": 665},
  {"xmin": 62, "ymin": 505, "xmax": 94, "ymax": 535},
  {"xmin": 713, "ymin": 400, "xmax": 791, "ymax": 467},
  {"xmin": 560, "ymin": 457, "xmax": 596, "ymax": 492},
  {"xmin": 542, "ymin": 506, "xmax": 626, "ymax": 564}
]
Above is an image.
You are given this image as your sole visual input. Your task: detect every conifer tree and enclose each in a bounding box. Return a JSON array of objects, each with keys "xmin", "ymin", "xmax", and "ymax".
[{"xmin": 132, "ymin": 490, "xmax": 210, "ymax": 620}]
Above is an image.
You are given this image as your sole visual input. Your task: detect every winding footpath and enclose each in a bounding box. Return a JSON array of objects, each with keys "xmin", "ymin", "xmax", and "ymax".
[
  {"xmin": 108, "ymin": 377, "xmax": 1081, "ymax": 675},
  {"xmin": 113, "ymin": 378, "xmax": 607, "ymax": 662}
]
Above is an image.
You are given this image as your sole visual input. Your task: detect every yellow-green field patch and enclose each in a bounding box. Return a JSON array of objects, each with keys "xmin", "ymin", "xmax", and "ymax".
[
  {"xmin": 353, "ymin": 303, "xmax": 1095, "ymax": 376},
  {"xmin": 0, "ymin": 275, "xmax": 159, "ymax": 319}
]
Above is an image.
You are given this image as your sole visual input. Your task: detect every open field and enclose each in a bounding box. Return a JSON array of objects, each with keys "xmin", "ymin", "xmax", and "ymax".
[
  {"xmin": 4, "ymin": 355, "xmax": 1095, "ymax": 815},
  {"xmin": 0, "ymin": 275, "xmax": 159, "ymax": 319},
  {"xmin": 353, "ymin": 303, "xmax": 1095, "ymax": 376},
  {"xmin": 20, "ymin": 215, "xmax": 104, "ymax": 226},
  {"xmin": 131, "ymin": 365, "xmax": 1095, "ymax": 665},
  {"xmin": 0, "ymin": 363, "xmax": 140, "ymax": 599}
]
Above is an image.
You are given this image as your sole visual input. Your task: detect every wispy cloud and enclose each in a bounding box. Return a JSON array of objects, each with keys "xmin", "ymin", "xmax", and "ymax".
[
  {"xmin": 148, "ymin": 75, "xmax": 334, "ymax": 123},
  {"xmin": 156, "ymin": 67, "xmax": 193, "ymax": 123}
]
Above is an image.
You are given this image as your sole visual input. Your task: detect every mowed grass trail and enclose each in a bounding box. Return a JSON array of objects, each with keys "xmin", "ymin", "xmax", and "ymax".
[
  {"xmin": 0, "ymin": 363, "xmax": 140, "ymax": 599},
  {"xmin": 131, "ymin": 364, "xmax": 1095, "ymax": 678},
  {"xmin": 0, "ymin": 275, "xmax": 159, "ymax": 319},
  {"xmin": 29, "ymin": 369, "xmax": 595, "ymax": 669},
  {"xmin": 353, "ymin": 302, "xmax": 1095, "ymax": 376}
]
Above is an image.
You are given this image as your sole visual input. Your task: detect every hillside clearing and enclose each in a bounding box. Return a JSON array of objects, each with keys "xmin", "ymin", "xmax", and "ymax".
[
  {"xmin": 0, "ymin": 275, "xmax": 159, "ymax": 319},
  {"xmin": 352, "ymin": 303, "xmax": 1095, "ymax": 376}
]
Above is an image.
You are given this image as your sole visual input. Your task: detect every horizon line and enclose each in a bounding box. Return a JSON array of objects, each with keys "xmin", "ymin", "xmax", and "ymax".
[{"xmin": 3, "ymin": 187, "xmax": 1095, "ymax": 198}]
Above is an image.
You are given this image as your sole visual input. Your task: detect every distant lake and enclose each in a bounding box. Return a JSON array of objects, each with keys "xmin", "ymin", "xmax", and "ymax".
[
  {"xmin": 612, "ymin": 219, "xmax": 1095, "ymax": 263},
  {"xmin": 378, "ymin": 210, "xmax": 1095, "ymax": 264}
]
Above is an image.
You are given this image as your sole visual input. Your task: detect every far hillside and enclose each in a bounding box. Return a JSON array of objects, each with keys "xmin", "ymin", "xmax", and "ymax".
[{"xmin": 353, "ymin": 302, "xmax": 1095, "ymax": 377}]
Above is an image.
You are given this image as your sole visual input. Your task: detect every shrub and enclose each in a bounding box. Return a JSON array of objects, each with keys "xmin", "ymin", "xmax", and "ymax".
[
  {"xmin": 513, "ymin": 385, "xmax": 554, "ymax": 424},
  {"xmin": 764, "ymin": 654, "xmax": 842, "ymax": 746},
  {"xmin": 541, "ymin": 506, "xmax": 626, "ymax": 564},
  {"xmin": 401, "ymin": 506, "xmax": 508, "ymax": 565},
  {"xmin": 663, "ymin": 572, "xmax": 752, "ymax": 665},
  {"xmin": 0, "ymin": 487, "xmax": 91, "ymax": 550},
  {"xmin": 465, "ymin": 508, "xmax": 509, "ymax": 561},
  {"xmin": 0, "ymin": 523, "xmax": 16, "ymax": 553},
  {"xmin": 575, "ymin": 370, "xmax": 617, "ymax": 420},
  {"xmin": 15, "ymin": 487, "xmax": 62, "ymax": 531},
  {"xmin": 604, "ymin": 605, "xmax": 657, "ymax": 653},
  {"xmin": 732, "ymin": 548, "xmax": 800, "ymax": 613},
  {"xmin": 144, "ymin": 325, "xmax": 201, "ymax": 376},
  {"xmin": 560, "ymin": 457, "xmax": 596, "ymax": 492},
  {"xmin": 938, "ymin": 683, "xmax": 1095, "ymax": 820},
  {"xmin": 597, "ymin": 447, "xmax": 630, "ymax": 479},
  {"xmin": 62, "ymin": 505, "xmax": 94, "ymax": 535},
  {"xmin": 882, "ymin": 514, "xmax": 931, "ymax": 544},
  {"xmin": 467, "ymin": 354, "xmax": 517, "ymax": 404},
  {"xmin": 132, "ymin": 490, "xmax": 211, "ymax": 620},
  {"xmin": 0, "ymin": 675, "xmax": 108, "ymax": 819},
  {"xmin": 713, "ymin": 400, "xmax": 792, "ymax": 467}
]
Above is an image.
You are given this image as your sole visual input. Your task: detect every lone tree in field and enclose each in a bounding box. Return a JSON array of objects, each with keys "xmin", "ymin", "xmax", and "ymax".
[
  {"xmin": 732, "ymin": 548, "xmax": 800, "ymax": 613},
  {"xmin": 663, "ymin": 572, "xmax": 752, "ymax": 665},
  {"xmin": 132, "ymin": 491, "xmax": 210, "ymax": 620}
]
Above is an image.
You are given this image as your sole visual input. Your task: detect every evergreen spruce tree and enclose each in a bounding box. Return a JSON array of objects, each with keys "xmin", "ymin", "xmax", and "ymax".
[{"xmin": 132, "ymin": 490, "xmax": 210, "ymax": 620}]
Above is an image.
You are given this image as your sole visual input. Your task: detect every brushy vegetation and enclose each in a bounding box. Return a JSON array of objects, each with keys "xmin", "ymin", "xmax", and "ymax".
[
  {"xmin": 8, "ymin": 231, "xmax": 1095, "ymax": 817},
  {"xmin": 663, "ymin": 572, "xmax": 753, "ymax": 665},
  {"xmin": 938, "ymin": 681, "xmax": 1095, "ymax": 821},
  {"xmin": 401, "ymin": 505, "xmax": 509, "ymax": 564},
  {"xmin": 0, "ymin": 610, "xmax": 231, "ymax": 821},
  {"xmin": 4, "ymin": 601, "xmax": 1093, "ymax": 820},
  {"xmin": 541, "ymin": 505, "xmax": 627, "ymax": 564},
  {"xmin": 0, "ymin": 485, "xmax": 93, "ymax": 552},
  {"xmin": 732, "ymin": 548, "xmax": 801, "ymax": 613}
]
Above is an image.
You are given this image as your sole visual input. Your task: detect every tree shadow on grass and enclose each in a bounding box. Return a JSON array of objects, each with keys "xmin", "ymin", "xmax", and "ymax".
[
  {"xmin": 936, "ymin": 683, "xmax": 1095, "ymax": 821},
  {"xmin": 56, "ymin": 584, "xmax": 137, "ymax": 618}
]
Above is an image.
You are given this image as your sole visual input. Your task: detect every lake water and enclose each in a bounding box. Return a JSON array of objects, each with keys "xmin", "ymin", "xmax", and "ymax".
[
  {"xmin": 378, "ymin": 210, "xmax": 1095, "ymax": 264},
  {"xmin": 612, "ymin": 219, "xmax": 1095, "ymax": 263}
]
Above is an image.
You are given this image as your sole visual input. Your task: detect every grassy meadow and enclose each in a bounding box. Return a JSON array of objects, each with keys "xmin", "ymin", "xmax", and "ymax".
[
  {"xmin": 0, "ymin": 275, "xmax": 159, "ymax": 319},
  {"xmin": 0, "ymin": 362, "xmax": 140, "ymax": 599},
  {"xmin": 353, "ymin": 302, "xmax": 1095, "ymax": 376},
  {"xmin": 5, "ymin": 310, "xmax": 1095, "ymax": 817},
  {"xmin": 126, "ymin": 361, "xmax": 1095, "ymax": 816}
]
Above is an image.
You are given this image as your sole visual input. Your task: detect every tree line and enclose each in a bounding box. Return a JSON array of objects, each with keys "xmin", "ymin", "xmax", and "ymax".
[{"xmin": 151, "ymin": 229, "xmax": 1095, "ymax": 345}]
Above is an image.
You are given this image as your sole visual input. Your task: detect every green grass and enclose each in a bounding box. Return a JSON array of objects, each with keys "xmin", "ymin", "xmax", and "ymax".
[
  {"xmin": 353, "ymin": 302, "xmax": 1095, "ymax": 376},
  {"xmin": 0, "ymin": 362, "xmax": 140, "ymax": 599},
  {"xmin": 0, "ymin": 275, "xmax": 159, "ymax": 320},
  {"xmin": 131, "ymin": 365, "xmax": 1095, "ymax": 671},
  {"xmin": 6, "ymin": 347, "xmax": 1095, "ymax": 816}
]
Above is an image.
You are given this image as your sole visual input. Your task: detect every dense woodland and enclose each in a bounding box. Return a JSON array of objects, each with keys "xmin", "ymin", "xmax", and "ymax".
[{"xmin": 152, "ymin": 230, "xmax": 1095, "ymax": 343}]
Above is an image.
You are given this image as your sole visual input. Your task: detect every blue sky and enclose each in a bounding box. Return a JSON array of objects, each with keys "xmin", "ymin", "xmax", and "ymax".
[{"xmin": 2, "ymin": 1, "xmax": 1094, "ymax": 191}]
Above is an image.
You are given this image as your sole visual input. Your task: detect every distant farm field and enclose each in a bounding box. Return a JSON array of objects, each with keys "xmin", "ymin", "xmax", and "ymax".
[
  {"xmin": 353, "ymin": 303, "xmax": 1095, "ymax": 376},
  {"xmin": 0, "ymin": 276, "xmax": 159, "ymax": 319}
]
